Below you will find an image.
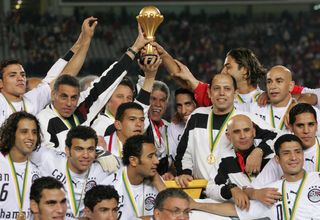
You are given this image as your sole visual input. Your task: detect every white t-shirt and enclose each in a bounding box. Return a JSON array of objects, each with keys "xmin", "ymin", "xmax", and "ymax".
[
  {"xmin": 31, "ymin": 147, "xmax": 111, "ymax": 220},
  {"xmin": 237, "ymin": 172, "xmax": 320, "ymax": 220},
  {"xmin": 252, "ymin": 139, "xmax": 320, "ymax": 188},
  {"xmin": 0, "ymin": 58, "xmax": 67, "ymax": 126},
  {"xmin": 167, "ymin": 121, "xmax": 185, "ymax": 159},
  {"xmin": 238, "ymin": 100, "xmax": 320, "ymax": 136},
  {"xmin": 102, "ymin": 166, "xmax": 159, "ymax": 220},
  {"xmin": 0, "ymin": 154, "xmax": 40, "ymax": 220}
]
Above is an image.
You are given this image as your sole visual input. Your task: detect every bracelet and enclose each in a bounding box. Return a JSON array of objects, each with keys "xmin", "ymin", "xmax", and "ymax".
[{"xmin": 127, "ymin": 47, "xmax": 138, "ymax": 57}]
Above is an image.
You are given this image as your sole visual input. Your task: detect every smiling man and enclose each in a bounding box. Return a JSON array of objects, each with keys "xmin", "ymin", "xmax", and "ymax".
[
  {"xmin": 0, "ymin": 112, "xmax": 42, "ymax": 220},
  {"xmin": 250, "ymin": 103, "xmax": 320, "ymax": 190},
  {"xmin": 102, "ymin": 135, "xmax": 166, "ymax": 219},
  {"xmin": 191, "ymin": 134, "xmax": 320, "ymax": 219},
  {"xmin": 30, "ymin": 126, "xmax": 113, "ymax": 220}
]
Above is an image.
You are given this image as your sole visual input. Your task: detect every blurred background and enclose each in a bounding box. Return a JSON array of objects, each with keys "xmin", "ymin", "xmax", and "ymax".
[{"xmin": 0, "ymin": 0, "xmax": 320, "ymax": 118}]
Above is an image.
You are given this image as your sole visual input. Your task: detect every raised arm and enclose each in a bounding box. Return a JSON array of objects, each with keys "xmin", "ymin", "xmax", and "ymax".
[{"xmin": 59, "ymin": 16, "xmax": 98, "ymax": 78}]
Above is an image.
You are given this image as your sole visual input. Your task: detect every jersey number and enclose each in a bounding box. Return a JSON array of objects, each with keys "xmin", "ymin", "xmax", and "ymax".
[{"xmin": 0, "ymin": 183, "xmax": 9, "ymax": 201}]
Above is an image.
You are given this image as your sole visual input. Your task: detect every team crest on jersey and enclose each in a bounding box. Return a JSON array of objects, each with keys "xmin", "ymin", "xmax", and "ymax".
[
  {"xmin": 85, "ymin": 180, "xmax": 97, "ymax": 191},
  {"xmin": 144, "ymin": 193, "xmax": 156, "ymax": 211},
  {"xmin": 32, "ymin": 174, "xmax": 40, "ymax": 183},
  {"xmin": 308, "ymin": 186, "xmax": 320, "ymax": 203}
]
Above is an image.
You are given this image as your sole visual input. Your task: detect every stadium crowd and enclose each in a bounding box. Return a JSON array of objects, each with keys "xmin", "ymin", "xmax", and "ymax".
[{"xmin": 0, "ymin": 5, "xmax": 320, "ymax": 220}]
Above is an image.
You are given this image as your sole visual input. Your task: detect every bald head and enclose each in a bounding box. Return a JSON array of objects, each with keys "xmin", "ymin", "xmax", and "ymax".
[
  {"xmin": 268, "ymin": 65, "xmax": 292, "ymax": 81},
  {"xmin": 266, "ymin": 65, "xmax": 294, "ymax": 107},
  {"xmin": 226, "ymin": 114, "xmax": 256, "ymax": 151}
]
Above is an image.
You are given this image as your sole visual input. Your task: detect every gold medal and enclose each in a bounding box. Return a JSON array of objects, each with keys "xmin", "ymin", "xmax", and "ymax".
[
  {"xmin": 16, "ymin": 211, "xmax": 26, "ymax": 220},
  {"xmin": 207, "ymin": 154, "xmax": 215, "ymax": 164}
]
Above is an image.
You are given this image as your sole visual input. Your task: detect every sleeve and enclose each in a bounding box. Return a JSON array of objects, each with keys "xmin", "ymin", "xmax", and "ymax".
[
  {"xmin": 291, "ymin": 85, "xmax": 304, "ymax": 95},
  {"xmin": 206, "ymin": 159, "xmax": 232, "ymax": 201},
  {"xmin": 250, "ymin": 158, "xmax": 283, "ymax": 188},
  {"xmin": 193, "ymin": 82, "xmax": 212, "ymax": 107},
  {"xmin": 302, "ymin": 87, "xmax": 320, "ymax": 109},
  {"xmin": 236, "ymin": 199, "xmax": 269, "ymax": 220},
  {"xmin": 24, "ymin": 84, "xmax": 52, "ymax": 115},
  {"xmin": 254, "ymin": 125, "xmax": 278, "ymax": 156},
  {"xmin": 134, "ymin": 88, "xmax": 151, "ymax": 132},
  {"xmin": 41, "ymin": 51, "xmax": 73, "ymax": 84},
  {"xmin": 174, "ymin": 114, "xmax": 196, "ymax": 176},
  {"xmin": 76, "ymin": 54, "xmax": 133, "ymax": 126}
]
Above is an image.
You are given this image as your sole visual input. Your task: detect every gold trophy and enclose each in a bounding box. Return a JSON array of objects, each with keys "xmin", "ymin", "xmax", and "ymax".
[{"xmin": 136, "ymin": 6, "xmax": 164, "ymax": 60}]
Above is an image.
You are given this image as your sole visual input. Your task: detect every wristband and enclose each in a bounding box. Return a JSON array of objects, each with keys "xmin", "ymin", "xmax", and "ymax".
[{"xmin": 127, "ymin": 47, "xmax": 138, "ymax": 58}]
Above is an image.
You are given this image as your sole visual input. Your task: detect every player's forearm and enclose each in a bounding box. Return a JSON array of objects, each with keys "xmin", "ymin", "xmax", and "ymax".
[
  {"xmin": 60, "ymin": 36, "xmax": 92, "ymax": 77},
  {"xmin": 141, "ymin": 75, "xmax": 156, "ymax": 92},
  {"xmin": 191, "ymin": 201, "xmax": 237, "ymax": 217},
  {"xmin": 294, "ymin": 93, "xmax": 318, "ymax": 105},
  {"xmin": 244, "ymin": 187, "xmax": 255, "ymax": 200},
  {"xmin": 152, "ymin": 173, "xmax": 167, "ymax": 192}
]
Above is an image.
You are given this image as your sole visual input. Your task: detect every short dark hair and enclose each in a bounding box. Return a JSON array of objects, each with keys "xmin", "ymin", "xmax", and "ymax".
[
  {"xmin": 210, "ymin": 73, "xmax": 237, "ymax": 90},
  {"xmin": 174, "ymin": 88, "xmax": 196, "ymax": 105},
  {"xmin": 274, "ymin": 134, "xmax": 304, "ymax": 156},
  {"xmin": 30, "ymin": 176, "xmax": 65, "ymax": 203},
  {"xmin": 0, "ymin": 59, "xmax": 22, "ymax": 79},
  {"xmin": 115, "ymin": 102, "xmax": 144, "ymax": 121},
  {"xmin": 53, "ymin": 74, "xmax": 80, "ymax": 92},
  {"xmin": 0, "ymin": 111, "xmax": 41, "ymax": 154},
  {"xmin": 227, "ymin": 48, "xmax": 266, "ymax": 87},
  {"xmin": 84, "ymin": 185, "xmax": 119, "ymax": 211},
  {"xmin": 154, "ymin": 188, "xmax": 190, "ymax": 210},
  {"xmin": 122, "ymin": 135, "xmax": 154, "ymax": 166},
  {"xmin": 65, "ymin": 126, "xmax": 98, "ymax": 149},
  {"xmin": 289, "ymin": 103, "xmax": 317, "ymax": 125}
]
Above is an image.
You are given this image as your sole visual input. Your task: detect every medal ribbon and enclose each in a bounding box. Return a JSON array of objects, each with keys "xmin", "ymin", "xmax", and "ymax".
[
  {"xmin": 269, "ymin": 98, "xmax": 292, "ymax": 130},
  {"xmin": 151, "ymin": 120, "xmax": 169, "ymax": 156},
  {"xmin": 52, "ymin": 105, "xmax": 80, "ymax": 129},
  {"xmin": 122, "ymin": 167, "xmax": 144, "ymax": 217},
  {"xmin": 107, "ymin": 132, "xmax": 124, "ymax": 157},
  {"xmin": 208, "ymin": 108, "xmax": 235, "ymax": 154},
  {"xmin": 282, "ymin": 171, "xmax": 307, "ymax": 220},
  {"xmin": 3, "ymin": 94, "xmax": 27, "ymax": 112},
  {"xmin": 8, "ymin": 155, "xmax": 29, "ymax": 211},
  {"xmin": 315, "ymin": 138, "xmax": 320, "ymax": 171},
  {"xmin": 65, "ymin": 162, "xmax": 89, "ymax": 217}
]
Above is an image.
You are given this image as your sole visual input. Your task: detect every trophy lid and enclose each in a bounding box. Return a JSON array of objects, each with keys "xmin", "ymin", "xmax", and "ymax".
[{"xmin": 139, "ymin": 6, "xmax": 161, "ymax": 16}]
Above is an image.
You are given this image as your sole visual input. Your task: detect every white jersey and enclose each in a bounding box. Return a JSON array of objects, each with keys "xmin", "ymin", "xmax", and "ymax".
[
  {"xmin": 0, "ymin": 154, "xmax": 40, "ymax": 220},
  {"xmin": 233, "ymin": 87, "xmax": 263, "ymax": 109},
  {"xmin": 302, "ymin": 87, "xmax": 320, "ymax": 109},
  {"xmin": 102, "ymin": 167, "xmax": 159, "ymax": 220},
  {"xmin": 237, "ymin": 172, "xmax": 320, "ymax": 220},
  {"xmin": 252, "ymin": 138, "xmax": 320, "ymax": 188},
  {"xmin": 175, "ymin": 107, "xmax": 274, "ymax": 180},
  {"xmin": 238, "ymin": 99, "xmax": 320, "ymax": 135},
  {"xmin": 38, "ymin": 54, "xmax": 133, "ymax": 152},
  {"xmin": 167, "ymin": 121, "xmax": 185, "ymax": 159},
  {"xmin": 0, "ymin": 58, "xmax": 67, "ymax": 126},
  {"xmin": 31, "ymin": 147, "xmax": 111, "ymax": 220},
  {"xmin": 104, "ymin": 131, "xmax": 123, "ymax": 160}
]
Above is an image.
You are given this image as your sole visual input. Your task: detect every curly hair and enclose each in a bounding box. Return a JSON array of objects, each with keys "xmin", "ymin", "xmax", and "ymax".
[{"xmin": 0, "ymin": 111, "xmax": 41, "ymax": 154}]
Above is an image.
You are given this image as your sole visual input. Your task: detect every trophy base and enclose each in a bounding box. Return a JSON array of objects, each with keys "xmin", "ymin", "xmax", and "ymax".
[{"xmin": 140, "ymin": 54, "xmax": 157, "ymax": 65}]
